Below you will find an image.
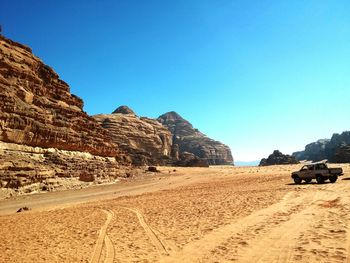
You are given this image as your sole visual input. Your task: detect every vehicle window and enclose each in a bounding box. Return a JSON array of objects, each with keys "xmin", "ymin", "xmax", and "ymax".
[
  {"xmin": 308, "ymin": 166, "xmax": 313, "ymax": 170},
  {"xmin": 301, "ymin": 166, "xmax": 308, "ymax": 171},
  {"xmin": 319, "ymin": 164, "xmax": 326, "ymax": 169}
]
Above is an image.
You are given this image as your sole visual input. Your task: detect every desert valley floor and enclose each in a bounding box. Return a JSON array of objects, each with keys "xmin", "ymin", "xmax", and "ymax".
[{"xmin": 1, "ymin": 164, "xmax": 350, "ymax": 263}]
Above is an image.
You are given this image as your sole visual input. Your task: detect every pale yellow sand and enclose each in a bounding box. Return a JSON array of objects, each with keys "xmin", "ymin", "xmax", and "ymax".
[{"xmin": 1, "ymin": 164, "xmax": 350, "ymax": 262}]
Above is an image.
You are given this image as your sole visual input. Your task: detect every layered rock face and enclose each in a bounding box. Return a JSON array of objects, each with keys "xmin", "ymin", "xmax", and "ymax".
[
  {"xmin": 259, "ymin": 150, "xmax": 299, "ymax": 166},
  {"xmin": 157, "ymin": 111, "xmax": 234, "ymax": 165},
  {"xmin": 0, "ymin": 35, "xmax": 127, "ymax": 188},
  {"xmin": 0, "ymin": 35, "xmax": 118, "ymax": 157},
  {"xmin": 94, "ymin": 106, "xmax": 173, "ymax": 166},
  {"xmin": 0, "ymin": 142, "xmax": 128, "ymax": 189},
  {"xmin": 293, "ymin": 131, "xmax": 350, "ymax": 163}
]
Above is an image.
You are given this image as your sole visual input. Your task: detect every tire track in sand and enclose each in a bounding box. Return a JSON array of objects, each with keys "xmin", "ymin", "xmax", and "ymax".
[
  {"xmin": 90, "ymin": 209, "xmax": 115, "ymax": 263},
  {"xmin": 162, "ymin": 183, "xmax": 350, "ymax": 263},
  {"xmin": 120, "ymin": 206, "xmax": 170, "ymax": 257},
  {"xmin": 161, "ymin": 191, "xmax": 319, "ymax": 263}
]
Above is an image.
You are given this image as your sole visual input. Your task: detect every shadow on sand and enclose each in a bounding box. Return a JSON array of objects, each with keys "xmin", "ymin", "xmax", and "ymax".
[
  {"xmin": 341, "ymin": 177, "xmax": 350, "ymax": 181},
  {"xmin": 285, "ymin": 181, "xmax": 334, "ymax": 186}
]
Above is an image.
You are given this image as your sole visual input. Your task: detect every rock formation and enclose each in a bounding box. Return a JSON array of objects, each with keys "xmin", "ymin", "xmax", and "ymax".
[
  {"xmin": 112, "ymin": 105, "xmax": 136, "ymax": 115},
  {"xmin": 0, "ymin": 141, "xmax": 128, "ymax": 189},
  {"xmin": 175, "ymin": 152, "xmax": 209, "ymax": 167},
  {"xmin": 157, "ymin": 111, "xmax": 233, "ymax": 165},
  {"xmin": 259, "ymin": 150, "xmax": 299, "ymax": 166},
  {"xmin": 94, "ymin": 107, "xmax": 173, "ymax": 166},
  {"xmin": 326, "ymin": 132, "xmax": 350, "ymax": 162},
  {"xmin": 292, "ymin": 139, "xmax": 329, "ymax": 161},
  {"xmin": 293, "ymin": 131, "xmax": 350, "ymax": 163},
  {"xmin": 0, "ymin": 35, "xmax": 129, "ymax": 189},
  {"xmin": 0, "ymin": 35, "xmax": 118, "ymax": 156},
  {"xmin": 334, "ymin": 145, "xmax": 350, "ymax": 163}
]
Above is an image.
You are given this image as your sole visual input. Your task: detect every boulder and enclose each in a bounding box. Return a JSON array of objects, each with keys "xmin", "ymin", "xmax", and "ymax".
[
  {"xmin": 157, "ymin": 112, "xmax": 233, "ymax": 165},
  {"xmin": 259, "ymin": 150, "xmax": 299, "ymax": 166}
]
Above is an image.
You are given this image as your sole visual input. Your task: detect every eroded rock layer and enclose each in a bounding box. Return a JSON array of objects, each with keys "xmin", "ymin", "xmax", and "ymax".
[
  {"xmin": 94, "ymin": 108, "xmax": 173, "ymax": 165},
  {"xmin": 157, "ymin": 111, "xmax": 234, "ymax": 165},
  {"xmin": 0, "ymin": 35, "xmax": 118, "ymax": 157},
  {"xmin": 0, "ymin": 142, "xmax": 129, "ymax": 189}
]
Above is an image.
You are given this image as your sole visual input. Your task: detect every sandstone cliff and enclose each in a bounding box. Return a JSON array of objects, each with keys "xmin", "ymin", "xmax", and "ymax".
[
  {"xmin": 157, "ymin": 111, "xmax": 234, "ymax": 165},
  {"xmin": 0, "ymin": 35, "xmax": 129, "ymax": 189},
  {"xmin": 0, "ymin": 35, "xmax": 118, "ymax": 157},
  {"xmin": 259, "ymin": 150, "xmax": 299, "ymax": 166},
  {"xmin": 94, "ymin": 106, "xmax": 173, "ymax": 166},
  {"xmin": 293, "ymin": 131, "xmax": 350, "ymax": 163}
]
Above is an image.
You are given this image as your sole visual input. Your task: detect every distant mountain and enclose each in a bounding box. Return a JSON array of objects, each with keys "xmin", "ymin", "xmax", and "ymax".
[
  {"xmin": 235, "ymin": 161, "xmax": 259, "ymax": 167},
  {"xmin": 293, "ymin": 131, "xmax": 350, "ymax": 163},
  {"xmin": 158, "ymin": 111, "xmax": 234, "ymax": 165}
]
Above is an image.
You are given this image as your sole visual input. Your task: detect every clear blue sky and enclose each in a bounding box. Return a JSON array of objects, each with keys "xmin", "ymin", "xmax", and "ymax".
[{"xmin": 1, "ymin": 0, "xmax": 350, "ymax": 161}]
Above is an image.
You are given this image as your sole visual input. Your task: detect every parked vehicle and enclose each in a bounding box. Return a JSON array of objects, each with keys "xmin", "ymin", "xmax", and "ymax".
[{"xmin": 291, "ymin": 161, "xmax": 343, "ymax": 184}]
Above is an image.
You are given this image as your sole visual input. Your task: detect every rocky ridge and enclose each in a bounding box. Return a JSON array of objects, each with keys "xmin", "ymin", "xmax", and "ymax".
[
  {"xmin": 259, "ymin": 150, "xmax": 300, "ymax": 166},
  {"xmin": 293, "ymin": 131, "xmax": 350, "ymax": 163},
  {"xmin": 157, "ymin": 111, "xmax": 234, "ymax": 165},
  {"xmin": 0, "ymin": 35, "xmax": 235, "ymax": 191},
  {"xmin": 94, "ymin": 106, "xmax": 173, "ymax": 166}
]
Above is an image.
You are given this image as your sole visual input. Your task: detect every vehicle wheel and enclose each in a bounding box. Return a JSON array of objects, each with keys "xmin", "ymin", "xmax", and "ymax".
[
  {"xmin": 293, "ymin": 176, "xmax": 302, "ymax": 184},
  {"xmin": 304, "ymin": 178, "xmax": 312, "ymax": 183},
  {"xmin": 316, "ymin": 175, "xmax": 324, "ymax": 184},
  {"xmin": 329, "ymin": 176, "xmax": 338, "ymax": 183}
]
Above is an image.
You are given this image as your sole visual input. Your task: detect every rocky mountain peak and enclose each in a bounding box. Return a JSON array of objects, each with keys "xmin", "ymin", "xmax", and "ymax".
[
  {"xmin": 158, "ymin": 111, "xmax": 185, "ymax": 122},
  {"xmin": 157, "ymin": 111, "xmax": 234, "ymax": 165},
  {"xmin": 112, "ymin": 105, "xmax": 136, "ymax": 115}
]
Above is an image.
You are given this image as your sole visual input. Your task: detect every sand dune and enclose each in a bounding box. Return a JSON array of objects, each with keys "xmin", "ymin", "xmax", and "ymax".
[{"xmin": 1, "ymin": 164, "xmax": 350, "ymax": 262}]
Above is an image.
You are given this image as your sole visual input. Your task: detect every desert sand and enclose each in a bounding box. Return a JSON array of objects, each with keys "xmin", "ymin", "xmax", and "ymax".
[{"xmin": 1, "ymin": 164, "xmax": 350, "ymax": 262}]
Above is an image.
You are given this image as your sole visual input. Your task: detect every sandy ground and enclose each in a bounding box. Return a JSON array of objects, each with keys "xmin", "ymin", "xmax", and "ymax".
[{"xmin": 1, "ymin": 164, "xmax": 350, "ymax": 262}]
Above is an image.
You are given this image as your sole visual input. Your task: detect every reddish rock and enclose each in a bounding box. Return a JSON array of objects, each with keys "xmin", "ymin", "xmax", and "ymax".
[{"xmin": 0, "ymin": 35, "xmax": 118, "ymax": 157}]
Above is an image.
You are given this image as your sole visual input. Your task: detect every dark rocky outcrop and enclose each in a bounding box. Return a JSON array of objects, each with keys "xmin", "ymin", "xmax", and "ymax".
[
  {"xmin": 94, "ymin": 108, "xmax": 173, "ymax": 166},
  {"xmin": 334, "ymin": 145, "xmax": 350, "ymax": 163},
  {"xmin": 293, "ymin": 131, "xmax": 350, "ymax": 163},
  {"xmin": 292, "ymin": 139, "xmax": 329, "ymax": 161},
  {"xmin": 157, "ymin": 112, "xmax": 233, "ymax": 165},
  {"xmin": 259, "ymin": 150, "xmax": 300, "ymax": 166},
  {"xmin": 326, "ymin": 132, "xmax": 350, "ymax": 162}
]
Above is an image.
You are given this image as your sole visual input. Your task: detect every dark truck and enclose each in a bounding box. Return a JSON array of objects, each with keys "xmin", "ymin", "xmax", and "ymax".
[{"xmin": 291, "ymin": 161, "xmax": 343, "ymax": 184}]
